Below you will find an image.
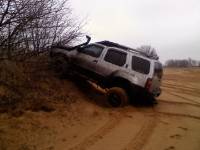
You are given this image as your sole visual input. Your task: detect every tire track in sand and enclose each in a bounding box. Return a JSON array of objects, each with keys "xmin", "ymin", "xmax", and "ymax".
[
  {"xmin": 164, "ymin": 91, "xmax": 200, "ymax": 105},
  {"xmin": 69, "ymin": 101, "xmax": 200, "ymax": 150},
  {"xmin": 162, "ymin": 82, "xmax": 200, "ymax": 92},
  {"xmin": 156, "ymin": 99, "xmax": 200, "ymax": 120},
  {"xmin": 156, "ymin": 111, "xmax": 200, "ymax": 120},
  {"xmin": 69, "ymin": 108, "xmax": 154, "ymax": 150},
  {"xmin": 122, "ymin": 109, "xmax": 157, "ymax": 150},
  {"xmin": 158, "ymin": 99, "xmax": 200, "ymax": 108},
  {"xmin": 69, "ymin": 111, "xmax": 123, "ymax": 150},
  {"xmin": 122, "ymin": 102, "xmax": 200, "ymax": 150},
  {"xmin": 162, "ymin": 87, "xmax": 200, "ymax": 98}
]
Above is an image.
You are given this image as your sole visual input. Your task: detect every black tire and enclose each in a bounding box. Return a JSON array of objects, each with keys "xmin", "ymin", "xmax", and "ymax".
[
  {"xmin": 107, "ymin": 87, "xmax": 129, "ymax": 107},
  {"xmin": 51, "ymin": 55, "xmax": 70, "ymax": 78}
]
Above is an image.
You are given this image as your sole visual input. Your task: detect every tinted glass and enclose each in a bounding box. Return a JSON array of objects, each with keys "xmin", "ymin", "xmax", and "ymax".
[
  {"xmin": 155, "ymin": 62, "xmax": 162, "ymax": 72},
  {"xmin": 104, "ymin": 49, "xmax": 127, "ymax": 66},
  {"xmin": 81, "ymin": 45, "xmax": 103, "ymax": 57},
  {"xmin": 132, "ymin": 56, "xmax": 150, "ymax": 74},
  {"xmin": 154, "ymin": 62, "xmax": 163, "ymax": 78}
]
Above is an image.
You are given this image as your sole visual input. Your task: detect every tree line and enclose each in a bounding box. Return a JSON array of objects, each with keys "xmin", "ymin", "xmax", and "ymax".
[
  {"xmin": 165, "ymin": 58, "xmax": 200, "ymax": 67},
  {"xmin": 0, "ymin": 0, "xmax": 83, "ymax": 59}
]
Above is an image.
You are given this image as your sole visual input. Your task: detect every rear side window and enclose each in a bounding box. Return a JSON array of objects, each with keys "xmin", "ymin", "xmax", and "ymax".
[
  {"xmin": 81, "ymin": 45, "xmax": 104, "ymax": 57},
  {"xmin": 154, "ymin": 62, "xmax": 163, "ymax": 78},
  {"xmin": 104, "ymin": 49, "xmax": 127, "ymax": 66},
  {"xmin": 132, "ymin": 56, "xmax": 150, "ymax": 74},
  {"xmin": 155, "ymin": 62, "xmax": 163, "ymax": 73}
]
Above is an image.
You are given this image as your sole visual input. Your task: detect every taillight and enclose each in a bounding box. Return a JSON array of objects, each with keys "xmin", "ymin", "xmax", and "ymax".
[{"xmin": 145, "ymin": 78, "xmax": 152, "ymax": 92}]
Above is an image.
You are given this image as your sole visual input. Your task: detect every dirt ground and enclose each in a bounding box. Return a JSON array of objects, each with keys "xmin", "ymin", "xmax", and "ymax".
[{"xmin": 0, "ymin": 67, "xmax": 200, "ymax": 150}]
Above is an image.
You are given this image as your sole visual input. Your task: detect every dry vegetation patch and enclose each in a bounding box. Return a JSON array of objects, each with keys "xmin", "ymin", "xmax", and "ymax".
[{"xmin": 0, "ymin": 55, "xmax": 76, "ymax": 115}]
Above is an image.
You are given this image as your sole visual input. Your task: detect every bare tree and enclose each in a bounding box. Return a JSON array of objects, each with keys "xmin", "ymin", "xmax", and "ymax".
[
  {"xmin": 136, "ymin": 45, "xmax": 159, "ymax": 60},
  {"xmin": 0, "ymin": 0, "xmax": 83, "ymax": 59}
]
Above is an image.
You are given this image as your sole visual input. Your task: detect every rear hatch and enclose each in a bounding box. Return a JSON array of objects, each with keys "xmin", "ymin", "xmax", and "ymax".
[{"xmin": 150, "ymin": 62, "xmax": 163, "ymax": 96}]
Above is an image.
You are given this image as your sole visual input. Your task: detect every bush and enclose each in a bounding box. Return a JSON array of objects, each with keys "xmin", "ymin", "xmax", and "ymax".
[{"xmin": 0, "ymin": 60, "xmax": 28, "ymax": 108}]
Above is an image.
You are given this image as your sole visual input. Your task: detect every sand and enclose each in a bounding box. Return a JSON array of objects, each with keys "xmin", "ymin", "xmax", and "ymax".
[{"xmin": 0, "ymin": 68, "xmax": 200, "ymax": 150}]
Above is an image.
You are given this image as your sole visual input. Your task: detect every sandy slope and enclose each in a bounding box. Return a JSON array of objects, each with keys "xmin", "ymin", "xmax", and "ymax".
[{"xmin": 0, "ymin": 68, "xmax": 200, "ymax": 150}]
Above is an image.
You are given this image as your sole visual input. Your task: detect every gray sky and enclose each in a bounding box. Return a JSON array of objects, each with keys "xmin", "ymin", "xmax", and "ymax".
[{"xmin": 70, "ymin": 0, "xmax": 200, "ymax": 63}]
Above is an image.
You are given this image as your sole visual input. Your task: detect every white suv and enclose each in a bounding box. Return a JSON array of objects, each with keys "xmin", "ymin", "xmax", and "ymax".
[{"xmin": 50, "ymin": 36, "xmax": 163, "ymax": 106}]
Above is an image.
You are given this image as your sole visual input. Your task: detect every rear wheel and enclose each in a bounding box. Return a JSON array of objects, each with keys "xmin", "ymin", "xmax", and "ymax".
[{"xmin": 107, "ymin": 87, "xmax": 129, "ymax": 107}]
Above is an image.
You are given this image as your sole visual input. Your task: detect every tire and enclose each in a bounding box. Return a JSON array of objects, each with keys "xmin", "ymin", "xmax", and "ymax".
[
  {"xmin": 107, "ymin": 87, "xmax": 129, "ymax": 107},
  {"xmin": 51, "ymin": 55, "xmax": 70, "ymax": 78}
]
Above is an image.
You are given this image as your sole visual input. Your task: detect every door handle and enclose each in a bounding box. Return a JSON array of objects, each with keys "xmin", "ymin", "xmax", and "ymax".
[{"xmin": 93, "ymin": 60, "xmax": 98, "ymax": 63}]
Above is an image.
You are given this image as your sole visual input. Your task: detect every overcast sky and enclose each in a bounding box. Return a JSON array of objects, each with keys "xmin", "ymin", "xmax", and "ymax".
[{"xmin": 70, "ymin": 0, "xmax": 200, "ymax": 63}]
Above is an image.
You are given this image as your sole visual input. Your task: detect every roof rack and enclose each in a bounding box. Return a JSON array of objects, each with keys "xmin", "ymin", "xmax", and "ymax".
[
  {"xmin": 97, "ymin": 41, "xmax": 134, "ymax": 51},
  {"xmin": 97, "ymin": 41, "xmax": 158, "ymax": 60}
]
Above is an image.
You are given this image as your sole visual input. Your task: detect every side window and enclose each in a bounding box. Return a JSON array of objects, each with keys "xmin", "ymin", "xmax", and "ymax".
[
  {"xmin": 154, "ymin": 62, "xmax": 163, "ymax": 73},
  {"xmin": 81, "ymin": 45, "xmax": 104, "ymax": 57},
  {"xmin": 132, "ymin": 56, "xmax": 150, "ymax": 74},
  {"xmin": 154, "ymin": 62, "xmax": 163, "ymax": 78},
  {"xmin": 104, "ymin": 49, "xmax": 127, "ymax": 66}
]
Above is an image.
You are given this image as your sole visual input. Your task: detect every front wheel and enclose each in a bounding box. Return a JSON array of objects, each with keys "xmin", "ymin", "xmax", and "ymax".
[
  {"xmin": 51, "ymin": 55, "xmax": 70, "ymax": 78},
  {"xmin": 107, "ymin": 87, "xmax": 129, "ymax": 107}
]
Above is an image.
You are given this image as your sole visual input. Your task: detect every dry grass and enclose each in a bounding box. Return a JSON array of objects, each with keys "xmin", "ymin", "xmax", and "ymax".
[{"xmin": 0, "ymin": 55, "xmax": 75, "ymax": 115}]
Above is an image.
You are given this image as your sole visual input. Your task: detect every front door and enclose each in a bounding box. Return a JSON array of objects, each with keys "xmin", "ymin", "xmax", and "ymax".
[
  {"xmin": 95, "ymin": 48, "xmax": 128, "ymax": 77},
  {"xmin": 75, "ymin": 44, "xmax": 104, "ymax": 77}
]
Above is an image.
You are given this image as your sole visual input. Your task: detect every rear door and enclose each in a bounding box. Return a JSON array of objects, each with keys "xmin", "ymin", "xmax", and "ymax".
[{"xmin": 131, "ymin": 55, "xmax": 151, "ymax": 87}]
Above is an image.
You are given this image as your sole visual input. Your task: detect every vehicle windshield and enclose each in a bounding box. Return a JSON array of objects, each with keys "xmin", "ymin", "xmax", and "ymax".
[{"xmin": 154, "ymin": 62, "xmax": 163, "ymax": 78}]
